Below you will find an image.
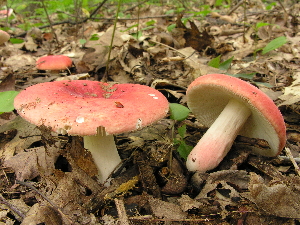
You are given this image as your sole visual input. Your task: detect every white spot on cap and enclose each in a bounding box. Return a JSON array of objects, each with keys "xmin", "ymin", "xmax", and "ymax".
[
  {"xmin": 148, "ymin": 93, "xmax": 159, "ymax": 100},
  {"xmin": 136, "ymin": 118, "xmax": 142, "ymax": 129},
  {"xmin": 76, "ymin": 116, "xmax": 85, "ymax": 123}
]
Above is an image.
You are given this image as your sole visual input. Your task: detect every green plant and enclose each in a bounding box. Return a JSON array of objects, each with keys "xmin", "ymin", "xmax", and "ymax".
[
  {"xmin": 169, "ymin": 103, "xmax": 192, "ymax": 159},
  {"xmin": 262, "ymin": 36, "xmax": 287, "ymax": 55},
  {"xmin": 265, "ymin": 1, "xmax": 276, "ymax": 10},
  {"xmin": 0, "ymin": 91, "xmax": 19, "ymax": 114},
  {"xmin": 208, "ymin": 55, "xmax": 234, "ymax": 71},
  {"xmin": 251, "ymin": 22, "xmax": 287, "ymax": 57}
]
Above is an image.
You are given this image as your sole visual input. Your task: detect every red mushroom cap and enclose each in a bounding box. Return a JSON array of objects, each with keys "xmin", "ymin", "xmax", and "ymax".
[
  {"xmin": 36, "ymin": 55, "xmax": 72, "ymax": 71},
  {"xmin": 0, "ymin": 30, "xmax": 10, "ymax": 45},
  {"xmin": 187, "ymin": 74, "xmax": 286, "ymax": 157},
  {"xmin": 14, "ymin": 80, "xmax": 169, "ymax": 135}
]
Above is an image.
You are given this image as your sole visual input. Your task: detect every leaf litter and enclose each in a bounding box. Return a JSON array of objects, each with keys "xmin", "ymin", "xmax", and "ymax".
[{"xmin": 0, "ymin": 0, "xmax": 300, "ymax": 224}]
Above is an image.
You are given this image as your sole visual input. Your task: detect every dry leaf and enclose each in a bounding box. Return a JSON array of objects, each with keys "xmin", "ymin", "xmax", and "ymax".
[
  {"xmin": 249, "ymin": 173, "xmax": 300, "ymax": 218},
  {"xmin": 3, "ymin": 144, "xmax": 60, "ymax": 181},
  {"xmin": 148, "ymin": 196, "xmax": 187, "ymax": 220}
]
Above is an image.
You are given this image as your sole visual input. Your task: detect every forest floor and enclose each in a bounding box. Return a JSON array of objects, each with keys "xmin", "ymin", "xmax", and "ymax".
[{"xmin": 0, "ymin": 0, "xmax": 300, "ymax": 224}]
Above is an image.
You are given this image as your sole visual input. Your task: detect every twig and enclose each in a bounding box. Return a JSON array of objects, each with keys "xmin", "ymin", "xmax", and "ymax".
[
  {"xmin": 13, "ymin": 14, "xmax": 176, "ymax": 38},
  {"xmin": 93, "ymin": 14, "xmax": 176, "ymax": 21},
  {"xmin": 40, "ymin": 0, "xmax": 59, "ymax": 47},
  {"xmin": 114, "ymin": 198, "xmax": 130, "ymax": 225},
  {"xmin": 0, "ymin": 194, "xmax": 25, "ymax": 221},
  {"xmin": 124, "ymin": 0, "xmax": 148, "ymax": 13},
  {"xmin": 16, "ymin": 180, "xmax": 73, "ymax": 224},
  {"xmin": 242, "ymin": 0, "xmax": 247, "ymax": 43},
  {"xmin": 277, "ymin": 0, "xmax": 288, "ymax": 16},
  {"xmin": 277, "ymin": 156, "xmax": 300, "ymax": 164},
  {"xmin": 227, "ymin": 0, "xmax": 244, "ymax": 15},
  {"xmin": 13, "ymin": 0, "xmax": 109, "ymax": 38},
  {"xmin": 149, "ymin": 40, "xmax": 187, "ymax": 58},
  {"xmin": 277, "ymin": 0, "xmax": 289, "ymax": 26},
  {"xmin": 89, "ymin": 0, "xmax": 109, "ymax": 19},
  {"xmin": 284, "ymin": 146, "xmax": 300, "ymax": 176},
  {"xmin": 102, "ymin": 0, "xmax": 122, "ymax": 82}
]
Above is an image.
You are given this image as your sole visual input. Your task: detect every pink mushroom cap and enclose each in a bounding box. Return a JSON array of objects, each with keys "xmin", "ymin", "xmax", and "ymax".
[
  {"xmin": 14, "ymin": 80, "xmax": 169, "ymax": 136},
  {"xmin": 0, "ymin": 30, "xmax": 10, "ymax": 45},
  {"xmin": 14, "ymin": 80, "xmax": 169, "ymax": 183},
  {"xmin": 0, "ymin": 9, "xmax": 13, "ymax": 19},
  {"xmin": 186, "ymin": 74, "xmax": 286, "ymax": 172},
  {"xmin": 36, "ymin": 55, "xmax": 72, "ymax": 71}
]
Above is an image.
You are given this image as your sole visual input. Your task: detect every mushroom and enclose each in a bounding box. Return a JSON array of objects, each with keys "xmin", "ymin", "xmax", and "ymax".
[
  {"xmin": 186, "ymin": 74, "xmax": 286, "ymax": 172},
  {"xmin": 0, "ymin": 30, "xmax": 10, "ymax": 45},
  {"xmin": 0, "ymin": 8, "xmax": 13, "ymax": 19},
  {"xmin": 14, "ymin": 80, "xmax": 169, "ymax": 183},
  {"xmin": 36, "ymin": 55, "xmax": 72, "ymax": 72}
]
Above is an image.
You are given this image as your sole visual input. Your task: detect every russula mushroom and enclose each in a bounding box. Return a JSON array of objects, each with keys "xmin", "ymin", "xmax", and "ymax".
[
  {"xmin": 14, "ymin": 80, "xmax": 169, "ymax": 183},
  {"xmin": 36, "ymin": 55, "xmax": 72, "ymax": 71},
  {"xmin": 186, "ymin": 74, "xmax": 286, "ymax": 172},
  {"xmin": 0, "ymin": 30, "xmax": 10, "ymax": 45},
  {"xmin": 0, "ymin": 8, "xmax": 13, "ymax": 19}
]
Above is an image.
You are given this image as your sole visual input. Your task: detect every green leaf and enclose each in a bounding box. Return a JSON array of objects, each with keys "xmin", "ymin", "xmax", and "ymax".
[
  {"xmin": 167, "ymin": 24, "xmax": 176, "ymax": 32},
  {"xmin": 219, "ymin": 56, "xmax": 234, "ymax": 70},
  {"xmin": 10, "ymin": 38, "xmax": 24, "ymax": 44},
  {"xmin": 177, "ymin": 141, "xmax": 193, "ymax": 160},
  {"xmin": 121, "ymin": 24, "xmax": 138, "ymax": 32},
  {"xmin": 165, "ymin": 9, "xmax": 175, "ymax": 15},
  {"xmin": 208, "ymin": 55, "xmax": 221, "ymax": 68},
  {"xmin": 0, "ymin": 91, "xmax": 19, "ymax": 114},
  {"xmin": 256, "ymin": 22, "xmax": 271, "ymax": 29},
  {"xmin": 262, "ymin": 36, "xmax": 287, "ymax": 55},
  {"xmin": 145, "ymin": 20, "xmax": 155, "ymax": 26},
  {"xmin": 265, "ymin": 2, "xmax": 276, "ymax": 10},
  {"xmin": 178, "ymin": 124, "xmax": 187, "ymax": 138},
  {"xmin": 169, "ymin": 103, "xmax": 190, "ymax": 121},
  {"xmin": 89, "ymin": 34, "xmax": 99, "ymax": 41},
  {"xmin": 214, "ymin": 0, "xmax": 223, "ymax": 6},
  {"xmin": 131, "ymin": 31, "xmax": 142, "ymax": 40},
  {"xmin": 79, "ymin": 39, "xmax": 87, "ymax": 45},
  {"xmin": 142, "ymin": 26, "xmax": 155, "ymax": 31}
]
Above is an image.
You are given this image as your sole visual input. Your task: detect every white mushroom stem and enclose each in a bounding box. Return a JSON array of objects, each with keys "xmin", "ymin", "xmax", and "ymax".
[
  {"xmin": 186, "ymin": 99, "xmax": 252, "ymax": 172},
  {"xmin": 84, "ymin": 127, "xmax": 121, "ymax": 183}
]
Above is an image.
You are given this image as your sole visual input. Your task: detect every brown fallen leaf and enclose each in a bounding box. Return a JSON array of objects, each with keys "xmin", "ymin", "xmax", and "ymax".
[
  {"xmin": 21, "ymin": 204, "xmax": 62, "ymax": 225},
  {"xmin": 0, "ymin": 116, "xmax": 42, "ymax": 160},
  {"xmin": 148, "ymin": 196, "xmax": 187, "ymax": 220},
  {"xmin": 0, "ymin": 73, "xmax": 15, "ymax": 92},
  {"xmin": 174, "ymin": 14, "xmax": 214, "ymax": 52},
  {"xmin": 248, "ymin": 173, "xmax": 300, "ymax": 219},
  {"xmin": 3, "ymin": 144, "xmax": 60, "ymax": 181}
]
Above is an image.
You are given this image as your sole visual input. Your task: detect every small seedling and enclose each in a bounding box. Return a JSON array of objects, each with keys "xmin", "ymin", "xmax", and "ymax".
[
  {"xmin": 0, "ymin": 91, "xmax": 19, "ymax": 114},
  {"xmin": 169, "ymin": 103, "xmax": 193, "ymax": 159},
  {"xmin": 208, "ymin": 55, "xmax": 234, "ymax": 71},
  {"xmin": 262, "ymin": 36, "xmax": 287, "ymax": 55}
]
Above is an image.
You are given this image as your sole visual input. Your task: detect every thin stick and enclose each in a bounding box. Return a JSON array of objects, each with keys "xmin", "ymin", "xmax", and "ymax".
[
  {"xmin": 40, "ymin": 0, "xmax": 59, "ymax": 47},
  {"xmin": 114, "ymin": 198, "xmax": 130, "ymax": 225},
  {"xmin": 102, "ymin": 0, "xmax": 122, "ymax": 82},
  {"xmin": 0, "ymin": 194, "xmax": 25, "ymax": 221},
  {"xmin": 16, "ymin": 180, "xmax": 73, "ymax": 224},
  {"xmin": 227, "ymin": 0, "xmax": 244, "ymax": 15},
  {"xmin": 284, "ymin": 147, "xmax": 300, "ymax": 176}
]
